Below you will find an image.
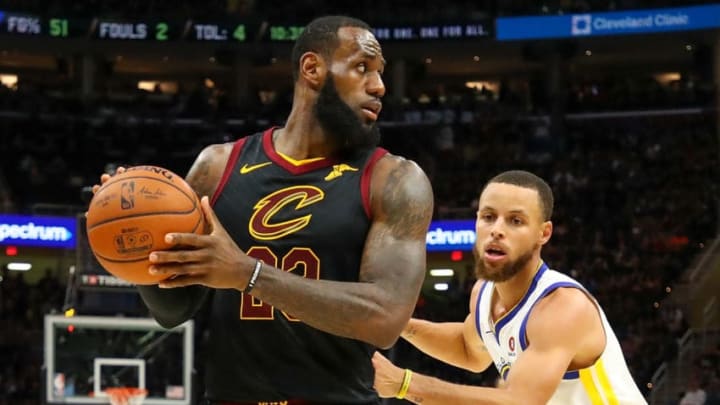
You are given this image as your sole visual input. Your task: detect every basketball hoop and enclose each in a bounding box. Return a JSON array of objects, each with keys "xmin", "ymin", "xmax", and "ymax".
[{"xmin": 104, "ymin": 387, "xmax": 148, "ymax": 405}]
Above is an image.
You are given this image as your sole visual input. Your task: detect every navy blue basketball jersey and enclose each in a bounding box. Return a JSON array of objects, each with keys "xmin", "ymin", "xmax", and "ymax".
[{"xmin": 206, "ymin": 128, "xmax": 387, "ymax": 402}]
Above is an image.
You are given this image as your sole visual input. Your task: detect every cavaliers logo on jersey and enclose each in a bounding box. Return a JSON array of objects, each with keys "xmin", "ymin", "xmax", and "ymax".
[{"xmin": 249, "ymin": 186, "xmax": 325, "ymax": 240}]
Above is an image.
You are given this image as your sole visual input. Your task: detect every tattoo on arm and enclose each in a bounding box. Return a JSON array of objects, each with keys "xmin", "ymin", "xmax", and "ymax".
[
  {"xmin": 380, "ymin": 159, "xmax": 434, "ymax": 239},
  {"xmin": 184, "ymin": 144, "xmax": 230, "ymax": 199},
  {"xmin": 186, "ymin": 159, "xmax": 214, "ymax": 197}
]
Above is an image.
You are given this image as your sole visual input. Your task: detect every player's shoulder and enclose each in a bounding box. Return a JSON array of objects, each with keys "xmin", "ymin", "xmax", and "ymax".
[
  {"xmin": 371, "ymin": 152, "xmax": 431, "ymax": 191},
  {"xmin": 374, "ymin": 151, "xmax": 420, "ymax": 170},
  {"xmin": 470, "ymin": 279, "xmax": 487, "ymax": 300},
  {"xmin": 196, "ymin": 142, "xmax": 235, "ymax": 169},
  {"xmin": 469, "ymin": 279, "xmax": 487, "ymax": 313},
  {"xmin": 202, "ymin": 142, "xmax": 235, "ymax": 155},
  {"xmin": 199, "ymin": 130, "xmax": 264, "ymax": 161},
  {"xmin": 368, "ymin": 152, "xmax": 433, "ymax": 235},
  {"xmin": 537, "ymin": 286, "xmax": 592, "ymax": 311},
  {"xmin": 371, "ymin": 152, "xmax": 432, "ymax": 205},
  {"xmin": 528, "ymin": 286, "xmax": 598, "ymax": 341}
]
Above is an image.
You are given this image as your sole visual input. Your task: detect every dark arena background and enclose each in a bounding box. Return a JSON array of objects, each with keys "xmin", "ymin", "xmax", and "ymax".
[{"xmin": 0, "ymin": 0, "xmax": 719, "ymax": 404}]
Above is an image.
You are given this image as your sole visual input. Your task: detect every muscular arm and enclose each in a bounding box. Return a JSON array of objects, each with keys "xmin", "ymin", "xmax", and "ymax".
[
  {"xmin": 249, "ymin": 155, "xmax": 433, "ymax": 348},
  {"xmin": 387, "ymin": 288, "xmax": 603, "ymax": 404},
  {"xmin": 401, "ymin": 281, "xmax": 492, "ymax": 372},
  {"xmin": 137, "ymin": 143, "xmax": 232, "ymax": 328}
]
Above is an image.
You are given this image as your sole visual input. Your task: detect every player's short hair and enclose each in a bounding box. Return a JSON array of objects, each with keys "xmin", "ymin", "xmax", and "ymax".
[
  {"xmin": 291, "ymin": 16, "xmax": 372, "ymax": 81},
  {"xmin": 485, "ymin": 170, "xmax": 554, "ymax": 221}
]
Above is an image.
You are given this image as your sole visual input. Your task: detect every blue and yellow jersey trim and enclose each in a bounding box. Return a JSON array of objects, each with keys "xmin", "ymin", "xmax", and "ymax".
[
  {"xmin": 518, "ymin": 280, "xmax": 583, "ymax": 352},
  {"xmin": 491, "ymin": 261, "xmax": 547, "ymax": 341},
  {"xmin": 474, "ymin": 260, "xmax": 547, "ymax": 343},
  {"xmin": 579, "ymin": 358, "xmax": 619, "ymax": 405}
]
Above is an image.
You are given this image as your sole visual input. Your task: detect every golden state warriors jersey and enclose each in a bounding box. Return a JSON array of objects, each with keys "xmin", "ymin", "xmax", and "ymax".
[{"xmin": 475, "ymin": 262, "xmax": 647, "ymax": 405}]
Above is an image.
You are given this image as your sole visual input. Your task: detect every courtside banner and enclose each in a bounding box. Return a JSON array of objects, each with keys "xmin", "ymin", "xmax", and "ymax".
[
  {"xmin": 496, "ymin": 4, "xmax": 720, "ymax": 40},
  {"xmin": 426, "ymin": 220, "xmax": 476, "ymax": 252},
  {"xmin": 0, "ymin": 214, "xmax": 75, "ymax": 248}
]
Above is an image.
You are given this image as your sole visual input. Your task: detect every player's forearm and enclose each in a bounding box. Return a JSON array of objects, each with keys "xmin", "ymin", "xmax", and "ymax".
[
  {"xmin": 249, "ymin": 265, "xmax": 413, "ymax": 348},
  {"xmin": 137, "ymin": 285, "xmax": 209, "ymax": 328},
  {"xmin": 402, "ymin": 318, "xmax": 480, "ymax": 371},
  {"xmin": 402, "ymin": 372, "xmax": 519, "ymax": 405}
]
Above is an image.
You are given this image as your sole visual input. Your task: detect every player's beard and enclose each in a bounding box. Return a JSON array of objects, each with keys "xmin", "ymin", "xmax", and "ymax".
[
  {"xmin": 473, "ymin": 244, "xmax": 536, "ymax": 282},
  {"xmin": 314, "ymin": 72, "xmax": 380, "ymax": 157}
]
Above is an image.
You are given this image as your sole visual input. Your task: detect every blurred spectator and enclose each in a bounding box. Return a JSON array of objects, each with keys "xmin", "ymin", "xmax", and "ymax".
[{"xmin": 679, "ymin": 378, "xmax": 707, "ymax": 405}]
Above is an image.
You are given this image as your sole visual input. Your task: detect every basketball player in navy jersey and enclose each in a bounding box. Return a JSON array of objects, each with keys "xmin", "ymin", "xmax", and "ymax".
[
  {"xmin": 94, "ymin": 15, "xmax": 433, "ymax": 404},
  {"xmin": 372, "ymin": 171, "xmax": 646, "ymax": 404}
]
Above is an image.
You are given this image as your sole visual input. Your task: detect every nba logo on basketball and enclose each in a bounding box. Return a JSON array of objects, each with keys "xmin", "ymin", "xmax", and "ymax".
[{"xmin": 120, "ymin": 181, "xmax": 135, "ymax": 209}]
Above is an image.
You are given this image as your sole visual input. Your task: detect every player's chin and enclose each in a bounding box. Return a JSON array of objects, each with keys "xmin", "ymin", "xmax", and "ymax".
[{"xmin": 362, "ymin": 117, "xmax": 382, "ymax": 134}]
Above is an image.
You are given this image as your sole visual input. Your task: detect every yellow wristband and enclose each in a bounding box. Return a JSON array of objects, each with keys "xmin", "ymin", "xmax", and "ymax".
[{"xmin": 396, "ymin": 368, "xmax": 413, "ymax": 399}]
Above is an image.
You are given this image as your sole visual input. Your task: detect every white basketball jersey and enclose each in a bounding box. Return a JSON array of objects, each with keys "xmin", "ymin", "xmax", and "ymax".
[{"xmin": 475, "ymin": 262, "xmax": 647, "ymax": 405}]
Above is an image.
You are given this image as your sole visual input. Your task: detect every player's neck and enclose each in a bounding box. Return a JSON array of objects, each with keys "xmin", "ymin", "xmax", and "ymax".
[
  {"xmin": 493, "ymin": 256, "xmax": 543, "ymax": 310},
  {"xmin": 276, "ymin": 103, "xmax": 338, "ymax": 160}
]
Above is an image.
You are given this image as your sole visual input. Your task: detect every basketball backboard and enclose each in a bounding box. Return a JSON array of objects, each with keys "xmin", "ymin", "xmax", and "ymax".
[{"xmin": 44, "ymin": 315, "xmax": 193, "ymax": 404}]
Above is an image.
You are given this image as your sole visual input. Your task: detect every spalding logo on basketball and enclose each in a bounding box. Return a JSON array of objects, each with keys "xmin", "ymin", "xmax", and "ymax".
[{"xmin": 86, "ymin": 166, "xmax": 204, "ymax": 285}]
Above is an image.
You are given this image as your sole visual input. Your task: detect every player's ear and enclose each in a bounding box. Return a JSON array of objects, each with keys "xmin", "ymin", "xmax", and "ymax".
[
  {"xmin": 539, "ymin": 221, "xmax": 552, "ymax": 246},
  {"xmin": 299, "ymin": 51, "xmax": 326, "ymax": 90}
]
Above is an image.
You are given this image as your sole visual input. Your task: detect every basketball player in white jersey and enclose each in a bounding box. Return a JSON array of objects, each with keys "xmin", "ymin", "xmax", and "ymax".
[{"xmin": 373, "ymin": 170, "xmax": 647, "ymax": 404}]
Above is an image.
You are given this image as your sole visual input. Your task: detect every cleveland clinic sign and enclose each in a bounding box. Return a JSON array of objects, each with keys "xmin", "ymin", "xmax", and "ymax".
[
  {"xmin": 571, "ymin": 11, "xmax": 690, "ymax": 36},
  {"xmin": 497, "ymin": 4, "xmax": 720, "ymax": 40}
]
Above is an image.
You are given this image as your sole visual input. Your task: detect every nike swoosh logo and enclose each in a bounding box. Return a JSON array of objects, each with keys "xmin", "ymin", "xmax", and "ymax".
[{"xmin": 240, "ymin": 162, "xmax": 272, "ymax": 174}]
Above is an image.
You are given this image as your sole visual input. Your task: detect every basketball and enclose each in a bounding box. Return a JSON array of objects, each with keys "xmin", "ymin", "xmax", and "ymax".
[{"xmin": 86, "ymin": 165, "xmax": 205, "ymax": 285}]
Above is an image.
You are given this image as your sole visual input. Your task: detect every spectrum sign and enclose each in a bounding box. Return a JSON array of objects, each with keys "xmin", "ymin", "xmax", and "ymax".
[
  {"xmin": 426, "ymin": 220, "xmax": 476, "ymax": 252},
  {"xmin": 0, "ymin": 214, "xmax": 76, "ymax": 248}
]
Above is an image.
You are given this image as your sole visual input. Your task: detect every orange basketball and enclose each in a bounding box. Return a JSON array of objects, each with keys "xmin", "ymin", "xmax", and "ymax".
[{"xmin": 86, "ymin": 165, "xmax": 204, "ymax": 285}]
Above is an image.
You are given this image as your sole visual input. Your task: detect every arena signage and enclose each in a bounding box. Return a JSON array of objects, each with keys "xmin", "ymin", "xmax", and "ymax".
[
  {"xmin": 426, "ymin": 220, "xmax": 476, "ymax": 252},
  {"xmin": 372, "ymin": 21, "xmax": 491, "ymax": 41},
  {"xmin": 0, "ymin": 11, "xmax": 491, "ymax": 42},
  {"xmin": 0, "ymin": 214, "xmax": 76, "ymax": 249},
  {"xmin": 496, "ymin": 4, "xmax": 720, "ymax": 40}
]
